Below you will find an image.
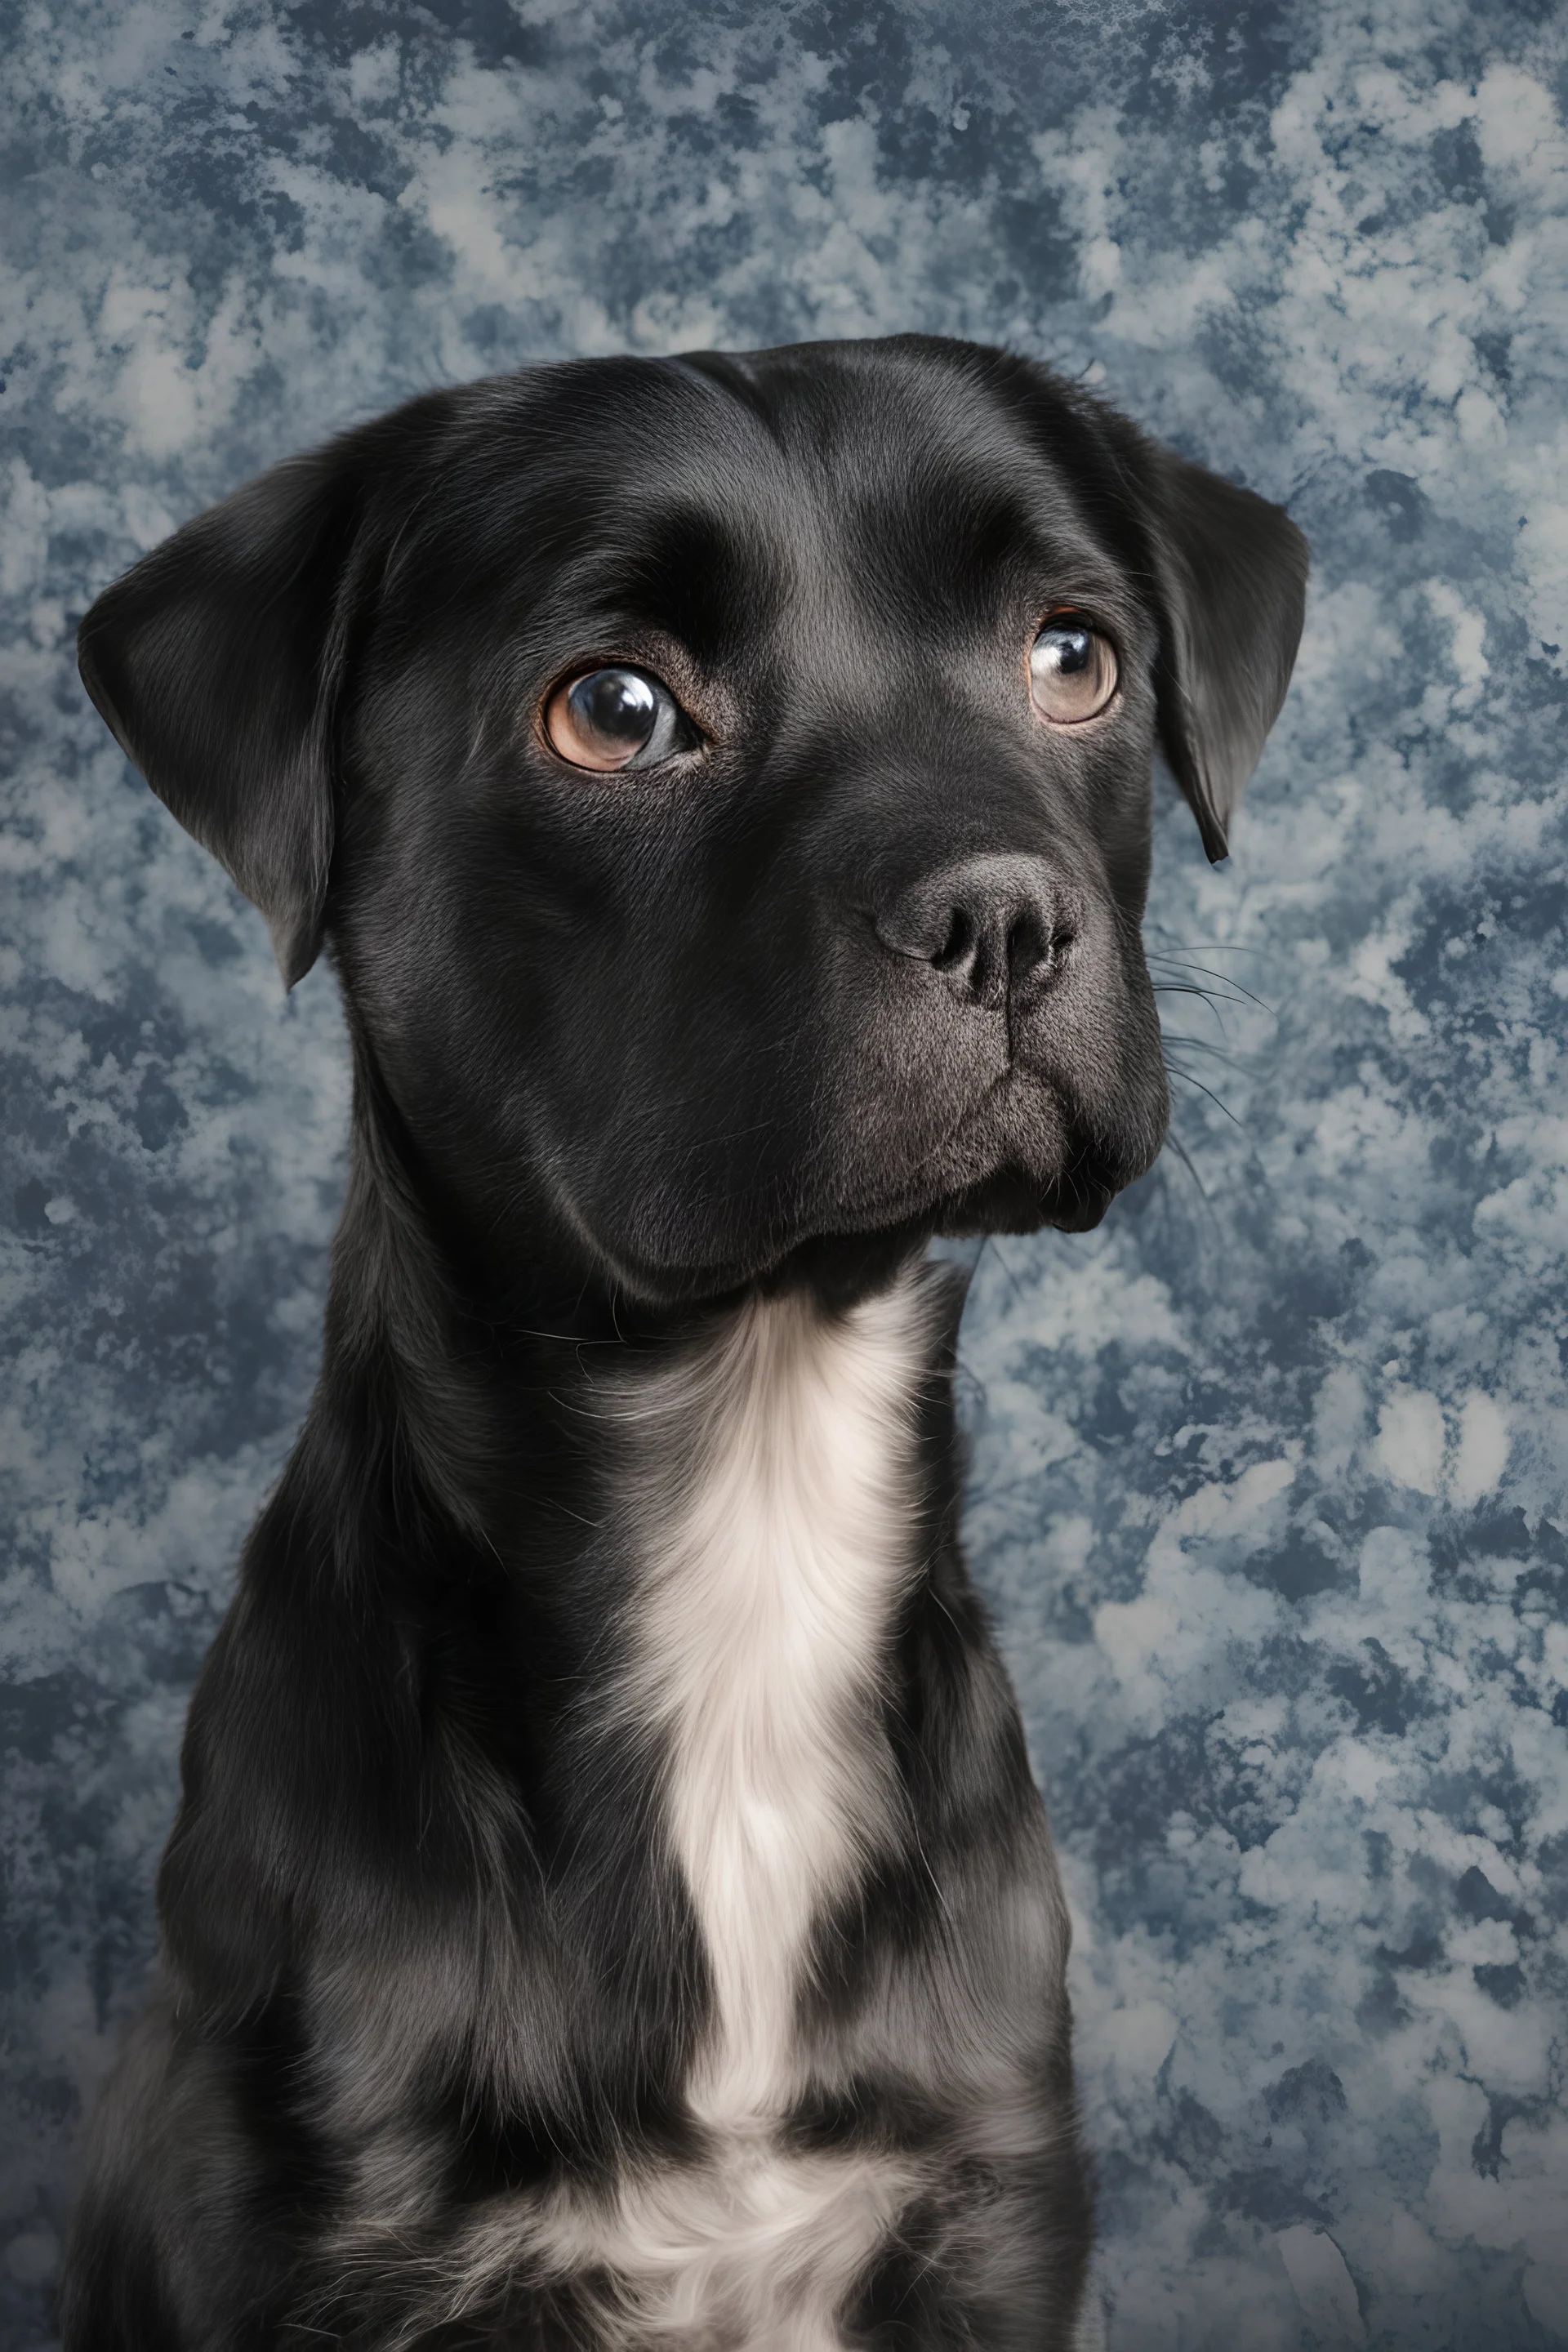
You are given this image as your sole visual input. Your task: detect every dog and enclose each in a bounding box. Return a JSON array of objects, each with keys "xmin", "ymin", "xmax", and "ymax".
[{"xmin": 62, "ymin": 334, "xmax": 1306, "ymax": 2350}]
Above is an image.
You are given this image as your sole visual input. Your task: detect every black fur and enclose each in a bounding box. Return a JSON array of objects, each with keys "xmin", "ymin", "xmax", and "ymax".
[{"xmin": 65, "ymin": 336, "xmax": 1306, "ymax": 2349}]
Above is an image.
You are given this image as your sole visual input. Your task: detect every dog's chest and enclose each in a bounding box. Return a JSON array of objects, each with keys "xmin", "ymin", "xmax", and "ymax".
[
  {"xmin": 563, "ymin": 1278, "xmax": 929, "ymax": 2340},
  {"xmin": 627, "ymin": 1279, "xmax": 924, "ymax": 2123}
]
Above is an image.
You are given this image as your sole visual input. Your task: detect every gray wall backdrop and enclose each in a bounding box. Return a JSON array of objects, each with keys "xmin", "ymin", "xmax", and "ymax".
[{"xmin": 3, "ymin": 2, "xmax": 1566, "ymax": 2346}]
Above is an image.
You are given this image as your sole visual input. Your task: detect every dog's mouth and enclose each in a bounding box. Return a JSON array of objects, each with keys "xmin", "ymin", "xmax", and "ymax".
[
  {"xmin": 740, "ymin": 1158, "xmax": 1116, "ymax": 1309},
  {"xmin": 932, "ymin": 1163, "xmax": 1115, "ymax": 1236},
  {"xmin": 786, "ymin": 1154, "xmax": 1116, "ymax": 1269},
  {"xmin": 577, "ymin": 1066, "xmax": 1143, "ymax": 1307},
  {"xmin": 801, "ymin": 1062, "xmax": 1129, "ymax": 1245}
]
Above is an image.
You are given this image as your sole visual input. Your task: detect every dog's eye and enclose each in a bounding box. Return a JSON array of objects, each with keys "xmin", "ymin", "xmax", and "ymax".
[
  {"xmin": 544, "ymin": 668, "xmax": 689, "ymax": 772},
  {"xmin": 1030, "ymin": 620, "xmax": 1118, "ymax": 724}
]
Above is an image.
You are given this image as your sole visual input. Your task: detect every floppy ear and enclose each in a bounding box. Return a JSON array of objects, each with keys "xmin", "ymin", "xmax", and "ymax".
[
  {"xmin": 1136, "ymin": 443, "xmax": 1309, "ymax": 862},
  {"xmin": 78, "ymin": 440, "xmax": 372, "ymax": 986}
]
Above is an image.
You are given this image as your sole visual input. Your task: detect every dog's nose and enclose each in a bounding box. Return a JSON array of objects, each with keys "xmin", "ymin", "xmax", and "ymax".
[{"xmin": 872, "ymin": 854, "xmax": 1072, "ymax": 1013}]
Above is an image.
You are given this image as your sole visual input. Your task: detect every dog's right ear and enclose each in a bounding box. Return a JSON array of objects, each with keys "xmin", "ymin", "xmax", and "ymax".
[{"xmin": 78, "ymin": 438, "xmax": 376, "ymax": 987}]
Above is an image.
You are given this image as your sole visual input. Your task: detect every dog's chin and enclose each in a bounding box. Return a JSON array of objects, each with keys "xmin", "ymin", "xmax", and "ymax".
[
  {"xmin": 716, "ymin": 1158, "xmax": 1116, "ymax": 1307},
  {"xmin": 572, "ymin": 1082, "xmax": 1160, "ymax": 1308},
  {"xmin": 930, "ymin": 1164, "xmax": 1115, "ymax": 1238},
  {"xmin": 751, "ymin": 1169, "xmax": 1115, "ymax": 1308},
  {"xmin": 583, "ymin": 1142, "xmax": 1138, "ymax": 1310}
]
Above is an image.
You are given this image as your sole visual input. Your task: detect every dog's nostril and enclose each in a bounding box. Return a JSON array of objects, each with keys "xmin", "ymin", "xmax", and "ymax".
[
  {"xmin": 1008, "ymin": 910, "xmax": 1050, "ymax": 984},
  {"xmin": 932, "ymin": 906, "xmax": 974, "ymax": 974}
]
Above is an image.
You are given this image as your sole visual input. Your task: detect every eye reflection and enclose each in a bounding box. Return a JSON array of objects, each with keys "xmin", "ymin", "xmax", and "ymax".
[
  {"xmin": 546, "ymin": 668, "xmax": 664, "ymax": 770},
  {"xmin": 1030, "ymin": 620, "xmax": 1118, "ymax": 724}
]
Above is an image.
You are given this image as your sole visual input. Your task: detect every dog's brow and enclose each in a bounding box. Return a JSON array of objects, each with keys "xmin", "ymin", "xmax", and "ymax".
[{"xmin": 573, "ymin": 501, "xmax": 785, "ymax": 656}]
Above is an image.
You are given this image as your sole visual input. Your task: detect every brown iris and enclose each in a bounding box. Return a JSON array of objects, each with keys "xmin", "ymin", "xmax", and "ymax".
[
  {"xmin": 1030, "ymin": 618, "xmax": 1118, "ymax": 724},
  {"xmin": 545, "ymin": 668, "xmax": 665, "ymax": 770}
]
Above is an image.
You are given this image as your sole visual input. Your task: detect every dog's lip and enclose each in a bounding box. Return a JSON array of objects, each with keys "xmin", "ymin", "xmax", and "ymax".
[
  {"xmin": 933, "ymin": 1165, "xmax": 1114, "ymax": 1236},
  {"xmin": 807, "ymin": 1058, "xmax": 1108, "ymax": 1236},
  {"xmin": 582, "ymin": 1082, "xmax": 1111, "ymax": 1301},
  {"xmin": 806, "ymin": 1153, "xmax": 1114, "ymax": 1247},
  {"xmin": 571, "ymin": 1164, "xmax": 1107, "ymax": 1305}
]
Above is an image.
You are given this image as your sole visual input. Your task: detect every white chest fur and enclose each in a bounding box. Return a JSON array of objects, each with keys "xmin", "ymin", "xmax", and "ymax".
[
  {"xmin": 414, "ymin": 1273, "xmax": 939, "ymax": 2350},
  {"xmin": 520, "ymin": 1271, "xmax": 936, "ymax": 2345},
  {"xmin": 626, "ymin": 1273, "xmax": 930, "ymax": 2130}
]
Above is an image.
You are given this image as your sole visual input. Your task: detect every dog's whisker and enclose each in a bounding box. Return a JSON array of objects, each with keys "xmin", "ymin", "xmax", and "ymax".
[
  {"xmin": 1165, "ymin": 1062, "xmax": 1249, "ymax": 1129},
  {"xmin": 1159, "ymin": 1033, "xmax": 1252, "ymax": 1070},
  {"xmin": 1146, "ymin": 955, "xmax": 1276, "ymax": 1013},
  {"xmin": 1159, "ymin": 1129, "xmax": 1228, "ymax": 1239}
]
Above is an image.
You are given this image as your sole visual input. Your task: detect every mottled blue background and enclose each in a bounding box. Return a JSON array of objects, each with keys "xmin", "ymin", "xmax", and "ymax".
[{"xmin": 3, "ymin": 2, "xmax": 1566, "ymax": 2345}]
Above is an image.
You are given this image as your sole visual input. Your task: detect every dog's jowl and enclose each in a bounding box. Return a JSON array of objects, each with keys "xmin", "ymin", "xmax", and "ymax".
[{"xmin": 64, "ymin": 337, "xmax": 1305, "ymax": 2350}]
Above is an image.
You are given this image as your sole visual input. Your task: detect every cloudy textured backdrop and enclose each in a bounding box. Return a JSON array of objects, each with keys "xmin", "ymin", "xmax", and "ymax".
[{"xmin": 2, "ymin": 2, "xmax": 1566, "ymax": 2345}]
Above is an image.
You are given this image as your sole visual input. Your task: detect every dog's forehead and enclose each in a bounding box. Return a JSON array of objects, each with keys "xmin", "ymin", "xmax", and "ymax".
[{"xmin": 421, "ymin": 350, "xmax": 1127, "ymax": 653}]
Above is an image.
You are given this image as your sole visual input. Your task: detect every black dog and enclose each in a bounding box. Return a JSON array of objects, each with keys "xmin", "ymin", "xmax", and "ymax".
[{"xmin": 64, "ymin": 336, "xmax": 1305, "ymax": 2350}]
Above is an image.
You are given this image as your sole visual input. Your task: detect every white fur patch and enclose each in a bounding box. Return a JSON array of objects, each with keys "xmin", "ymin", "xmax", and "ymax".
[
  {"xmin": 528, "ymin": 1268, "xmax": 937, "ymax": 2343},
  {"xmin": 628, "ymin": 1272, "xmax": 929, "ymax": 2125},
  {"xmin": 507, "ymin": 2140, "xmax": 921, "ymax": 2349}
]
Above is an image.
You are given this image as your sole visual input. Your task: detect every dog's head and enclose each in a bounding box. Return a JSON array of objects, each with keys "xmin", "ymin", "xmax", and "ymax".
[{"xmin": 79, "ymin": 337, "xmax": 1305, "ymax": 1304}]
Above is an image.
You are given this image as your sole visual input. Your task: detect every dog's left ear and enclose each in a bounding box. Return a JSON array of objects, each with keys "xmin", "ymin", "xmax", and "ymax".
[
  {"xmin": 78, "ymin": 437, "xmax": 376, "ymax": 986},
  {"xmin": 1131, "ymin": 439, "xmax": 1309, "ymax": 862}
]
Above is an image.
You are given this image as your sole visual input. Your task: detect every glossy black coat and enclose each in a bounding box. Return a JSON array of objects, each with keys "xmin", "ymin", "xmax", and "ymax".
[{"xmin": 62, "ymin": 336, "xmax": 1306, "ymax": 2349}]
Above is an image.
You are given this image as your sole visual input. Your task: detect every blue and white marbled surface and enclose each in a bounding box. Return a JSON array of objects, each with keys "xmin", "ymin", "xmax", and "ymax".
[{"xmin": 2, "ymin": 3, "xmax": 1566, "ymax": 2345}]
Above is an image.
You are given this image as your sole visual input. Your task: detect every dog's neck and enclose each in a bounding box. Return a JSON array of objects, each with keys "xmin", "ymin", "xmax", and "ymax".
[
  {"xmin": 294, "ymin": 1085, "xmax": 955, "ymax": 2133},
  {"xmin": 311, "ymin": 1068, "xmax": 956, "ymax": 1557}
]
